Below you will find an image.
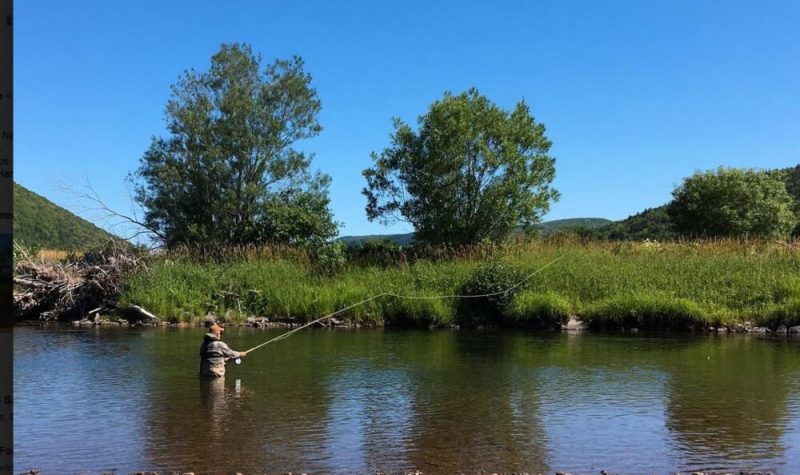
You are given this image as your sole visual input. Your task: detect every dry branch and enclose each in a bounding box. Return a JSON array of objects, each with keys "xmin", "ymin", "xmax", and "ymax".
[{"xmin": 13, "ymin": 244, "xmax": 146, "ymax": 321}]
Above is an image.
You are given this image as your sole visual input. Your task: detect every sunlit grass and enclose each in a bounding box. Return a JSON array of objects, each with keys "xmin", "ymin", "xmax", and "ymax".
[
  {"xmin": 120, "ymin": 238, "xmax": 800, "ymax": 329},
  {"xmin": 36, "ymin": 249, "xmax": 77, "ymax": 261}
]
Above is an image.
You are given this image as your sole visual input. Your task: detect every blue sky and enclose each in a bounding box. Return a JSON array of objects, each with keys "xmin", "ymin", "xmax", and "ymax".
[{"xmin": 15, "ymin": 0, "xmax": 800, "ymax": 238}]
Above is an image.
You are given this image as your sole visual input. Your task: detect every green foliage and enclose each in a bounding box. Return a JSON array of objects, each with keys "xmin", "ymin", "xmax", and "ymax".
[
  {"xmin": 599, "ymin": 206, "xmax": 678, "ymax": 241},
  {"xmin": 532, "ymin": 218, "xmax": 612, "ymax": 236},
  {"xmin": 667, "ymin": 167, "xmax": 795, "ymax": 238},
  {"xmin": 761, "ymin": 299, "xmax": 800, "ymax": 328},
  {"xmin": 346, "ymin": 238, "xmax": 406, "ymax": 267},
  {"xmin": 13, "ymin": 183, "xmax": 118, "ymax": 251},
  {"xmin": 309, "ymin": 240, "xmax": 346, "ymax": 275},
  {"xmin": 587, "ymin": 164, "xmax": 800, "ymax": 242},
  {"xmin": 120, "ymin": 240, "xmax": 798, "ymax": 330},
  {"xmin": 456, "ymin": 260, "xmax": 525, "ymax": 326},
  {"xmin": 507, "ymin": 291, "xmax": 571, "ymax": 327},
  {"xmin": 582, "ymin": 294, "xmax": 710, "ymax": 330},
  {"xmin": 132, "ymin": 43, "xmax": 337, "ymax": 248},
  {"xmin": 258, "ymin": 187, "xmax": 339, "ymax": 246},
  {"xmin": 771, "ymin": 164, "xmax": 800, "ymax": 236},
  {"xmin": 363, "ymin": 88, "xmax": 559, "ymax": 245}
]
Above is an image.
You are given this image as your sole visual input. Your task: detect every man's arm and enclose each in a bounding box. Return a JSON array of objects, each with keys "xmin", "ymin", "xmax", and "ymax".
[{"xmin": 217, "ymin": 341, "xmax": 247, "ymax": 359}]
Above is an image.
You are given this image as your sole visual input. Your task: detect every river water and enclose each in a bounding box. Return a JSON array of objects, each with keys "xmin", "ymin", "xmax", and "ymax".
[{"xmin": 13, "ymin": 326, "xmax": 800, "ymax": 474}]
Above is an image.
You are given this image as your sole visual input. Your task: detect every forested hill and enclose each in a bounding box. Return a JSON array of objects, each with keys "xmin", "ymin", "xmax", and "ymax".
[
  {"xmin": 338, "ymin": 218, "xmax": 612, "ymax": 246},
  {"xmin": 13, "ymin": 183, "xmax": 119, "ymax": 250},
  {"xmin": 596, "ymin": 205, "xmax": 675, "ymax": 240},
  {"xmin": 533, "ymin": 218, "xmax": 612, "ymax": 234}
]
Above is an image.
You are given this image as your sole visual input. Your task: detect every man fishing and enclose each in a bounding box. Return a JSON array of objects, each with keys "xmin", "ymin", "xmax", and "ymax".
[{"xmin": 199, "ymin": 317, "xmax": 247, "ymax": 377}]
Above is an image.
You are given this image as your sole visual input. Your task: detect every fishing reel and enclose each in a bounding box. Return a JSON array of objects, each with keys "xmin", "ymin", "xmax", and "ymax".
[{"xmin": 233, "ymin": 357, "xmax": 242, "ymax": 365}]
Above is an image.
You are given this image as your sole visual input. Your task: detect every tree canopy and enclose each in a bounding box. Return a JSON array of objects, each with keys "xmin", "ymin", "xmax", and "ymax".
[
  {"xmin": 132, "ymin": 43, "xmax": 337, "ymax": 248},
  {"xmin": 667, "ymin": 167, "xmax": 796, "ymax": 238},
  {"xmin": 362, "ymin": 88, "xmax": 559, "ymax": 245}
]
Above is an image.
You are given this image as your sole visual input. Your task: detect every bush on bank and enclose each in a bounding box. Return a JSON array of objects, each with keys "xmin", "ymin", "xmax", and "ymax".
[{"xmin": 456, "ymin": 261, "xmax": 525, "ymax": 327}]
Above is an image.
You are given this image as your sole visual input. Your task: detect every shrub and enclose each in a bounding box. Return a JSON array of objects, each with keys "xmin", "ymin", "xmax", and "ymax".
[
  {"xmin": 310, "ymin": 240, "xmax": 346, "ymax": 275},
  {"xmin": 346, "ymin": 239, "xmax": 406, "ymax": 267},
  {"xmin": 456, "ymin": 260, "xmax": 524, "ymax": 326}
]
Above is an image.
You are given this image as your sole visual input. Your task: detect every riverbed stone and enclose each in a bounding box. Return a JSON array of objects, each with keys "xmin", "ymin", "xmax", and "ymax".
[
  {"xmin": 776, "ymin": 325, "xmax": 788, "ymax": 333},
  {"xmin": 561, "ymin": 316, "xmax": 587, "ymax": 331},
  {"xmin": 749, "ymin": 327, "xmax": 770, "ymax": 333},
  {"xmin": 789, "ymin": 326, "xmax": 800, "ymax": 333}
]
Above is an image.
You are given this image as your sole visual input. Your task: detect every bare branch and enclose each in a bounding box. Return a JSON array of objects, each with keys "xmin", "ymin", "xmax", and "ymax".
[{"xmin": 61, "ymin": 177, "xmax": 166, "ymax": 244}]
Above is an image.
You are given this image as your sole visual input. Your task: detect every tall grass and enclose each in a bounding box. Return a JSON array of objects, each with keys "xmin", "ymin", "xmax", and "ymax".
[{"xmin": 120, "ymin": 238, "xmax": 800, "ymax": 329}]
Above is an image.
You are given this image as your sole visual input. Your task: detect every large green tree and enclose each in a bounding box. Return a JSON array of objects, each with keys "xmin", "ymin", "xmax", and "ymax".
[
  {"xmin": 362, "ymin": 88, "xmax": 559, "ymax": 245},
  {"xmin": 667, "ymin": 167, "xmax": 796, "ymax": 238},
  {"xmin": 133, "ymin": 43, "xmax": 337, "ymax": 248}
]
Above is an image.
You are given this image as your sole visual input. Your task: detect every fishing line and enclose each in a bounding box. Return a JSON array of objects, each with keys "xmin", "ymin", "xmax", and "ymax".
[{"xmin": 242, "ymin": 253, "xmax": 566, "ymax": 355}]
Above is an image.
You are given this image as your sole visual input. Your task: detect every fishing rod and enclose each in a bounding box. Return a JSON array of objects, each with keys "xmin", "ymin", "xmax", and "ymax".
[{"xmin": 239, "ymin": 253, "xmax": 566, "ymax": 357}]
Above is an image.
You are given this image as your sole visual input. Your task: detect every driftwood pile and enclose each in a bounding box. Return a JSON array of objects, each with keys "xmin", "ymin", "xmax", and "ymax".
[{"xmin": 13, "ymin": 243, "xmax": 146, "ymax": 321}]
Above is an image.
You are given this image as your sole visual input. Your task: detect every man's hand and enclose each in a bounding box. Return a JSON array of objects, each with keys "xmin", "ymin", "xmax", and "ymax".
[{"xmin": 239, "ymin": 351, "xmax": 247, "ymax": 358}]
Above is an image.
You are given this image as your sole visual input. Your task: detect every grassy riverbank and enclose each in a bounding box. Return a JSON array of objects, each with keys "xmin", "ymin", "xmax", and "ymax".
[{"xmin": 120, "ymin": 238, "xmax": 800, "ymax": 330}]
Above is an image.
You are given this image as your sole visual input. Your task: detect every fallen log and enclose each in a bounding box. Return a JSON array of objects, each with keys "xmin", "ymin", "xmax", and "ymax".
[{"xmin": 128, "ymin": 305, "xmax": 160, "ymax": 322}]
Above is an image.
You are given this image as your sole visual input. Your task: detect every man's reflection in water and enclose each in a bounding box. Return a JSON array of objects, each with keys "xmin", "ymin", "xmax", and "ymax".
[
  {"xmin": 199, "ymin": 376, "xmax": 228, "ymax": 437},
  {"xmin": 199, "ymin": 378, "xmax": 249, "ymax": 435}
]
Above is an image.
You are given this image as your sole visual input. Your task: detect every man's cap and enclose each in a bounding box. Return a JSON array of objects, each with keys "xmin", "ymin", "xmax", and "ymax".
[{"xmin": 203, "ymin": 314, "xmax": 221, "ymax": 327}]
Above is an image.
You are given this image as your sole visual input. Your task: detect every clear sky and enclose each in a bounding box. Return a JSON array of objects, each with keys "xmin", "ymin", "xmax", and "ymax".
[{"xmin": 14, "ymin": 0, "xmax": 800, "ymax": 239}]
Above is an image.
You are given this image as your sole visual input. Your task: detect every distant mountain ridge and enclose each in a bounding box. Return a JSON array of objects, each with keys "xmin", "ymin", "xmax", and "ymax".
[{"xmin": 13, "ymin": 182, "xmax": 119, "ymax": 250}]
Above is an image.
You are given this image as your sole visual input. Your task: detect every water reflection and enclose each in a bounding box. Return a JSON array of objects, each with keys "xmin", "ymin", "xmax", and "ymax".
[
  {"xmin": 662, "ymin": 336, "xmax": 799, "ymax": 473},
  {"xmin": 323, "ymin": 367, "xmax": 414, "ymax": 472},
  {"xmin": 13, "ymin": 327, "xmax": 800, "ymax": 474},
  {"xmin": 401, "ymin": 331, "xmax": 550, "ymax": 473},
  {"xmin": 141, "ymin": 328, "xmax": 338, "ymax": 473}
]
